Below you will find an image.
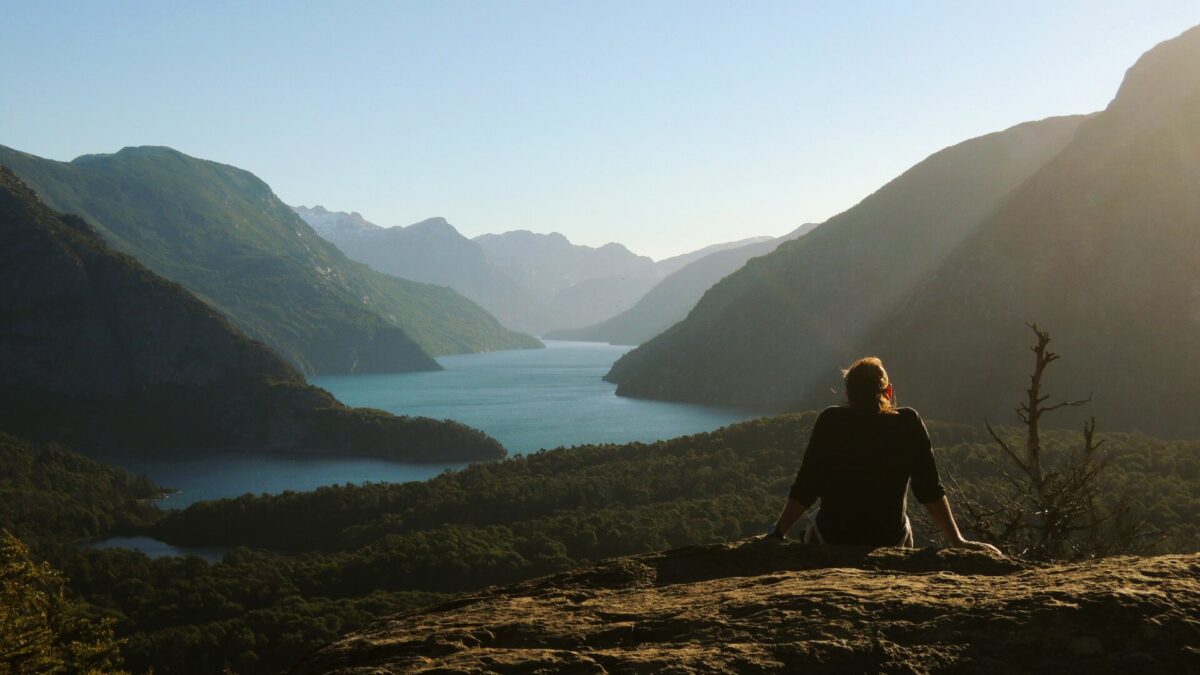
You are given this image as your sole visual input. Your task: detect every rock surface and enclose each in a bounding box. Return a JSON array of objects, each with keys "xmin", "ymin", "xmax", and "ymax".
[{"xmin": 296, "ymin": 539, "xmax": 1200, "ymax": 673}]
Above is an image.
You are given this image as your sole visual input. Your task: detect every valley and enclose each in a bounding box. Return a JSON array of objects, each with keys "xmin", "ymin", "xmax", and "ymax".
[{"xmin": 3, "ymin": 11, "xmax": 1200, "ymax": 675}]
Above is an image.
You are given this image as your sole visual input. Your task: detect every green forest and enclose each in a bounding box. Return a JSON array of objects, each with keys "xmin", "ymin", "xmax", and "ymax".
[
  {"xmin": 0, "ymin": 144, "xmax": 540, "ymax": 377},
  {"xmin": 3, "ymin": 413, "xmax": 1198, "ymax": 673}
]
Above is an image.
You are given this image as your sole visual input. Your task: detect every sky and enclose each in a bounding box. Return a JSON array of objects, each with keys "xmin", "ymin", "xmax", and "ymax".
[{"xmin": 2, "ymin": 2, "xmax": 1199, "ymax": 259}]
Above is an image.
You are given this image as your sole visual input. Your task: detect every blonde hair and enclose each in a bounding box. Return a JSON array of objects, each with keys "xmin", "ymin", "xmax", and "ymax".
[{"xmin": 842, "ymin": 356, "xmax": 897, "ymax": 414}]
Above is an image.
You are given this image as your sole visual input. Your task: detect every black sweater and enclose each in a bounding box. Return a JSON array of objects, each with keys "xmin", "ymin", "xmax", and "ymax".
[{"xmin": 789, "ymin": 406, "xmax": 945, "ymax": 545}]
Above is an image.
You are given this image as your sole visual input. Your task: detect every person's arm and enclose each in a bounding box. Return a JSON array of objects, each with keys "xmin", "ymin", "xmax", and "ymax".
[
  {"xmin": 770, "ymin": 495, "xmax": 813, "ymax": 539},
  {"xmin": 921, "ymin": 495, "xmax": 1001, "ymax": 554},
  {"xmin": 768, "ymin": 410, "xmax": 830, "ymax": 539},
  {"xmin": 906, "ymin": 410, "xmax": 1001, "ymax": 555}
]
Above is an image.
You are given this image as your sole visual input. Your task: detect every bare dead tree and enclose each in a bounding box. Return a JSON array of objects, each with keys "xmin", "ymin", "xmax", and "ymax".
[{"xmin": 950, "ymin": 324, "xmax": 1161, "ymax": 560}]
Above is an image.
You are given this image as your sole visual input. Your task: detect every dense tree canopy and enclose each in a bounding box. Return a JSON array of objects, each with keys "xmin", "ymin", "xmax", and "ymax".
[
  {"xmin": 2, "ymin": 414, "xmax": 1197, "ymax": 673},
  {"xmin": 0, "ymin": 531, "xmax": 125, "ymax": 674}
]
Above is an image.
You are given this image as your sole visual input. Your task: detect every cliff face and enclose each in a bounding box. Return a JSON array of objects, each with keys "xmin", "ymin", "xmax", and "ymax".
[
  {"xmin": 296, "ymin": 540, "xmax": 1200, "ymax": 673},
  {"xmin": 0, "ymin": 168, "xmax": 504, "ymax": 461}
]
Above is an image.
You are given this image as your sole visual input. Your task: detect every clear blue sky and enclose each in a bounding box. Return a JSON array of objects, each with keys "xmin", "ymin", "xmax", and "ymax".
[{"xmin": 2, "ymin": 2, "xmax": 1198, "ymax": 259}]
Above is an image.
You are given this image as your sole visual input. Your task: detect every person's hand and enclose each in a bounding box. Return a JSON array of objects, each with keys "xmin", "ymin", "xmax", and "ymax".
[
  {"xmin": 762, "ymin": 524, "xmax": 787, "ymax": 542},
  {"xmin": 952, "ymin": 538, "xmax": 1003, "ymax": 556}
]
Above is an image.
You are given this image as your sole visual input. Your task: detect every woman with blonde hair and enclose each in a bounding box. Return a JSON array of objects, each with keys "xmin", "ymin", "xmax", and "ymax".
[{"xmin": 767, "ymin": 357, "xmax": 999, "ymax": 552}]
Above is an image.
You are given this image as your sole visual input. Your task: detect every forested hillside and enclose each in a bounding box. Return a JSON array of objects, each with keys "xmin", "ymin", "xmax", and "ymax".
[
  {"xmin": 606, "ymin": 27, "xmax": 1200, "ymax": 441},
  {"xmin": 6, "ymin": 411, "xmax": 1189, "ymax": 673},
  {"xmin": 874, "ymin": 25, "xmax": 1200, "ymax": 437},
  {"xmin": 0, "ymin": 145, "xmax": 538, "ymax": 375},
  {"xmin": 605, "ymin": 115, "xmax": 1084, "ymax": 408},
  {"xmin": 0, "ymin": 168, "xmax": 505, "ymax": 460},
  {"xmin": 0, "ymin": 434, "xmax": 161, "ymax": 547}
]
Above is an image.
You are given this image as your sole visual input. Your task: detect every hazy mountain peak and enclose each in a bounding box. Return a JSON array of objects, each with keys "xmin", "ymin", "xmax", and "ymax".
[
  {"xmin": 406, "ymin": 216, "xmax": 460, "ymax": 236},
  {"xmin": 411, "ymin": 216, "xmax": 448, "ymax": 226},
  {"xmin": 292, "ymin": 205, "xmax": 380, "ymax": 236},
  {"xmin": 71, "ymin": 145, "xmax": 188, "ymax": 164},
  {"xmin": 1108, "ymin": 24, "xmax": 1200, "ymax": 115},
  {"xmin": 655, "ymin": 235, "xmax": 776, "ymax": 275},
  {"xmin": 116, "ymin": 145, "xmax": 184, "ymax": 157}
]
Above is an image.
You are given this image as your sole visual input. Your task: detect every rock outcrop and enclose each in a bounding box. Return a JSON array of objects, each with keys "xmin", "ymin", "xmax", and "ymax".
[{"xmin": 296, "ymin": 539, "xmax": 1200, "ymax": 673}]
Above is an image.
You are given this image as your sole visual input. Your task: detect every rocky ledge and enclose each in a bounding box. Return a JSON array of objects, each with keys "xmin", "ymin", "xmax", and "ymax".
[{"xmin": 295, "ymin": 539, "xmax": 1200, "ymax": 674}]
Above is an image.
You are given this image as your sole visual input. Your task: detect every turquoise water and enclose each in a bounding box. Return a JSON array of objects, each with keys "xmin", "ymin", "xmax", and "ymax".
[
  {"xmin": 102, "ymin": 341, "xmax": 760, "ymax": 509},
  {"xmin": 312, "ymin": 340, "xmax": 757, "ymax": 455}
]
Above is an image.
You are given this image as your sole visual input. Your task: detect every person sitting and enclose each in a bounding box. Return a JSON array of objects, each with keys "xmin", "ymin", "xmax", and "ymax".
[{"xmin": 767, "ymin": 356, "xmax": 1000, "ymax": 553}]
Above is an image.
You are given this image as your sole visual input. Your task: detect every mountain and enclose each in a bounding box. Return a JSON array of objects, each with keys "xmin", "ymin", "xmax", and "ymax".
[
  {"xmin": 475, "ymin": 230, "xmax": 663, "ymax": 332},
  {"xmin": 475, "ymin": 229, "xmax": 658, "ymax": 294},
  {"xmin": 654, "ymin": 235, "xmax": 774, "ymax": 276},
  {"xmin": 604, "ymin": 114, "xmax": 1087, "ymax": 409},
  {"xmin": 548, "ymin": 224, "xmax": 817, "ymax": 345},
  {"xmin": 295, "ymin": 540, "xmax": 1200, "ymax": 673},
  {"xmin": 872, "ymin": 25, "xmax": 1200, "ymax": 437},
  {"xmin": 0, "ymin": 146, "xmax": 538, "ymax": 375},
  {"xmin": 300, "ymin": 207, "xmax": 766, "ymax": 336},
  {"xmin": 293, "ymin": 206, "xmax": 556, "ymax": 335},
  {"xmin": 0, "ymin": 167, "xmax": 504, "ymax": 460}
]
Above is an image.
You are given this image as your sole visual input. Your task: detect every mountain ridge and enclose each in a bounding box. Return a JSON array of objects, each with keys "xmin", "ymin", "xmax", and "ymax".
[
  {"xmin": 871, "ymin": 24, "xmax": 1200, "ymax": 437},
  {"xmin": 0, "ymin": 144, "xmax": 539, "ymax": 375},
  {"xmin": 0, "ymin": 166, "xmax": 505, "ymax": 460},
  {"xmin": 293, "ymin": 205, "xmax": 559, "ymax": 335},
  {"xmin": 655, "ymin": 235, "xmax": 775, "ymax": 276},
  {"xmin": 548, "ymin": 224, "xmax": 817, "ymax": 345},
  {"xmin": 298, "ymin": 205, "xmax": 776, "ymax": 336},
  {"xmin": 604, "ymin": 114, "xmax": 1087, "ymax": 408}
]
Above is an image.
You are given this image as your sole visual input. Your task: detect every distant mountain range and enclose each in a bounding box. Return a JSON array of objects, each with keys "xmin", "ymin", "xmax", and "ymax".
[
  {"xmin": 296, "ymin": 206, "xmax": 779, "ymax": 336},
  {"xmin": 294, "ymin": 206, "xmax": 556, "ymax": 334},
  {"xmin": 475, "ymin": 229, "xmax": 661, "ymax": 333},
  {"xmin": 0, "ymin": 167, "xmax": 504, "ymax": 460},
  {"xmin": 547, "ymin": 224, "xmax": 816, "ymax": 345},
  {"xmin": 607, "ymin": 25, "xmax": 1200, "ymax": 438},
  {"xmin": 0, "ymin": 146, "xmax": 540, "ymax": 376}
]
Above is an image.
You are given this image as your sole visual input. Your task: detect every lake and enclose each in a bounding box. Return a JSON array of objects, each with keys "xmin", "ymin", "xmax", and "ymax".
[
  {"xmin": 103, "ymin": 341, "xmax": 761, "ymax": 509},
  {"xmin": 83, "ymin": 536, "xmax": 229, "ymax": 563}
]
